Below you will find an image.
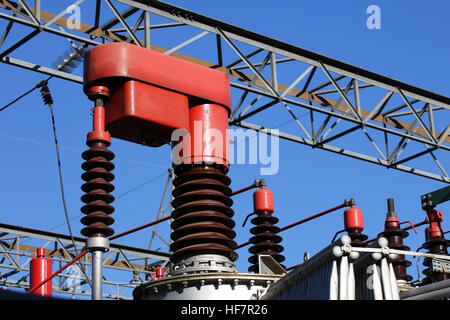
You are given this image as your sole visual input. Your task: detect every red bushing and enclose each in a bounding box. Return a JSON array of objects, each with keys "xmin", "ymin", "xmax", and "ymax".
[
  {"xmin": 344, "ymin": 206, "xmax": 364, "ymax": 230},
  {"xmin": 253, "ymin": 186, "xmax": 274, "ymax": 213},
  {"xmin": 83, "ymin": 43, "xmax": 231, "ymax": 148},
  {"xmin": 385, "ymin": 216, "xmax": 399, "ymax": 227},
  {"xmin": 249, "ymin": 185, "xmax": 284, "ymax": 272},
  {"xmin": 156, "ymin": 267, "xmax": 164, "ymax": 279},
  {"xmin": 87, "ymin": 103, "xmax": 111, "ymax": 144},
  {"xmin": 378, "ymin": 199, "xmax": 412, "ymax": 282},
  {"xmin": 29, "ymin": 248, "xmax": 52, "ymax": 297},
  {"xmin": 173, "ymin": 103, "xmax": 230, "ymax": 167},
  {"xmin": 425, "ymin": 209, "xmax": 444, "ymax": 239}
]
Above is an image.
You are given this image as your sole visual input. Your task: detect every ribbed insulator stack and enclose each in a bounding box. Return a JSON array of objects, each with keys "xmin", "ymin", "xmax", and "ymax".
[
  {"xmin": 377, "ymin": 198, "xmax": 412, "ymax": 282},
  {"xmin": 248, "ymin": 186, "xmax": 285, "ymax": 273},
  {"xmin": 80, "ymin": 141, "xmax": 115, "ymax": 237},
  {"xmin": 170, "ymin": 164, "xmax": 238, "ymax": 265},
  {"xmin": 344, "ymin": 205, "xmax": 368, "ymax": 247},
  {"xmin": 80, "ymin": 86, "xmax": 115, "ymax": 238},
  {"xmin": 421, "ymin": 208, "xmax": 449, "ymax": 284}
]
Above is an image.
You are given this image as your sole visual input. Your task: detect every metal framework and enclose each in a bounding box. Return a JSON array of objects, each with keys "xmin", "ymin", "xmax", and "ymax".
[
  {"xmin": 0, "ymin": 166, "xmax": 174, "ymax": 299},
  {"xmin": 0, "ymin": 0, "xmax": 448, "ymax": 299},
  {"xmin": 0, "ymin": 222, "xmax": 170, "ymax": 299},
  {"xmin": 0, "ymin": 0, "xmax": 448, "ymax": 183}
]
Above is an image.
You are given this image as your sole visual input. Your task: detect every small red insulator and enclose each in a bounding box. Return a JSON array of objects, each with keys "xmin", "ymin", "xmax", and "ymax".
[
  {"xmin": 156, "ymin": 267, "xmax": 164, "ymax": 279},
  {"xmin": 253, "ymin": 186, "xmax": 274, "ymax": 213},
  {"xmin": 29, "ymin": 248, "xmax": 52, "ymax": 297},
  {"xmin": 344, "ymin": 206, "xmax": 364, "ymax": 230},
  {"xmin": 385, "ymin": 216, "xmax": 399, "ymax": 227}
]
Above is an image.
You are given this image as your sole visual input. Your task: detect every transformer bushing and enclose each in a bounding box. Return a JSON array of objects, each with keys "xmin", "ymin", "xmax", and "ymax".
[
  {"xmin": 80, "ymin": 86, "xmax": 115, "ymax": 240},
  {"xmin": 170, "ymin": 102, "xmax": 238, "ymax": 275},
  {"xmin": 377, "ymin": 198, "xmax": 412, "ymax": 283},
  {"xmin": 80, "ymin": 85, "xmax": 114, "ymax": 300},
  {"xmin": 344, "ymin": 204, "xmax": 368, "ymax": 247},
  {"xmin": 248, "ymin": 186, "xmax": 285, "ymax": 273},
  {"xmin": 170, "ymin": 163, "xmax": 238, "ymax": 275},
  {"xmin": 421, "ymin": 207, "xmax": 449, "ymax": 284}
]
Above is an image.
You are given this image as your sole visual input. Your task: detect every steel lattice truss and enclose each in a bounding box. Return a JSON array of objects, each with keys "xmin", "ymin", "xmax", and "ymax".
[
  {"xmin": 0, "ymin": 0, "xmax": 449, "ymax": 183},
  {"xmin": 0, "ymin": 167, "xmax": 173, "ymax": 299},
  {"xmin": 0, "ymin": 222, "xmax": 170, "ymax": 299}
]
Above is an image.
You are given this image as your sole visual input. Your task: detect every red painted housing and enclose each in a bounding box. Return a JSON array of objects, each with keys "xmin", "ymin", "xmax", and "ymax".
[
  {"xmin": 253, "ymin": 186, "xmax": 274, "ymax": 213},
  {"xmin": 29, "ymin": 248, "xmax": 52, "ymax": 297},
  {"xmin": 426, "ymin": 208, "xmax": 444, "ymax": 239},
  {"xmin": 344, "ymin": 205, "xmax": 364, "ymax": 230},
  {"xmin": 83, "ymin": 43, "xmax": 231, "ymax": 148},
  {"xmin": 173, "ymin": 103, "xmax": 230, "ymax": 166},
  {"xmin": 156, "ymin": 267, "xmax": 164, "ymax": 279}
]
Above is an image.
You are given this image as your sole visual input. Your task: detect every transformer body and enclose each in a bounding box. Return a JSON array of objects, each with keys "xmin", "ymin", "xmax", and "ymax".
[{"xmin": 133, "ymin": 273, "xmax": 282, "ymax": 300}]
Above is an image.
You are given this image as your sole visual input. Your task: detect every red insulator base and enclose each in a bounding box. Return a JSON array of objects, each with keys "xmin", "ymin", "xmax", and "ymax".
[
  {"xmin": 80, "ymin": 139, "xmax": 115, "ymax": 238},
  {"xmin": 170, "ymin": 164, "xmax": 237, "ymax": 264},
  {"xmin": 248, "ymin": 211, "xmax": 285, "ymax": 273}
]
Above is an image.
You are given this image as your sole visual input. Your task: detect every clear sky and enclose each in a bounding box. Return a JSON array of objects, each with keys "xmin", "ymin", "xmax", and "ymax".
[{"xmin": 0, "ymin": 0, "xmax": 448, "ymax": 299}]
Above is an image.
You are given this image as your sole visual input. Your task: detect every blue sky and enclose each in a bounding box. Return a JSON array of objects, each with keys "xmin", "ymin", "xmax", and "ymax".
[{"xmin": 0, "ymin": 0, "xmax": 449, "ymax": 298}]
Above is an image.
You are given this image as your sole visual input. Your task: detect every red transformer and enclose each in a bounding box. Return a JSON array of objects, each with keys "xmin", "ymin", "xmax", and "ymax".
[{"xmin": 29, "ymin": 248, "xmax": 52, "ymax": 297}]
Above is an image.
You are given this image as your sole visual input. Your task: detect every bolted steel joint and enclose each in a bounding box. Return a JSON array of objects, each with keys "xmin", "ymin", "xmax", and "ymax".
[{"xmin": 86, "ymin": 236, "xmax": 110, "ymax": 252}]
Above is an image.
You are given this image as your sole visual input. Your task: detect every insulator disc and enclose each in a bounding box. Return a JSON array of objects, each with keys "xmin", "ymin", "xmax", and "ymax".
[{"xmin": 80, "ymin": 141, "xmax": 115, "ymax": 238}]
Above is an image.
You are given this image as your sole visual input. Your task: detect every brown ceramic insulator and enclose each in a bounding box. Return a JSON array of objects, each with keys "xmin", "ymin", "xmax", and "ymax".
[
  {"xmin": 378, "ymin": 227, "xmax": 412, "ymax": 282},
  {"xmin": 248, "ymin": 212, "xmax": 285, "ymax": 273},
  {"xmin": 422, "ymin": 237, "xmax": 449, "ymax": 284},
  {"xmin": 170, "ymin": 164, "xmax": 238, "ymax": 264},
  {"xmin": 347, "ymin": 228, "xmax": 368, "ymax": 247},
  {"xmin": 80, "ymin": 141, "xmax": 115, "ymax": 238}
]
